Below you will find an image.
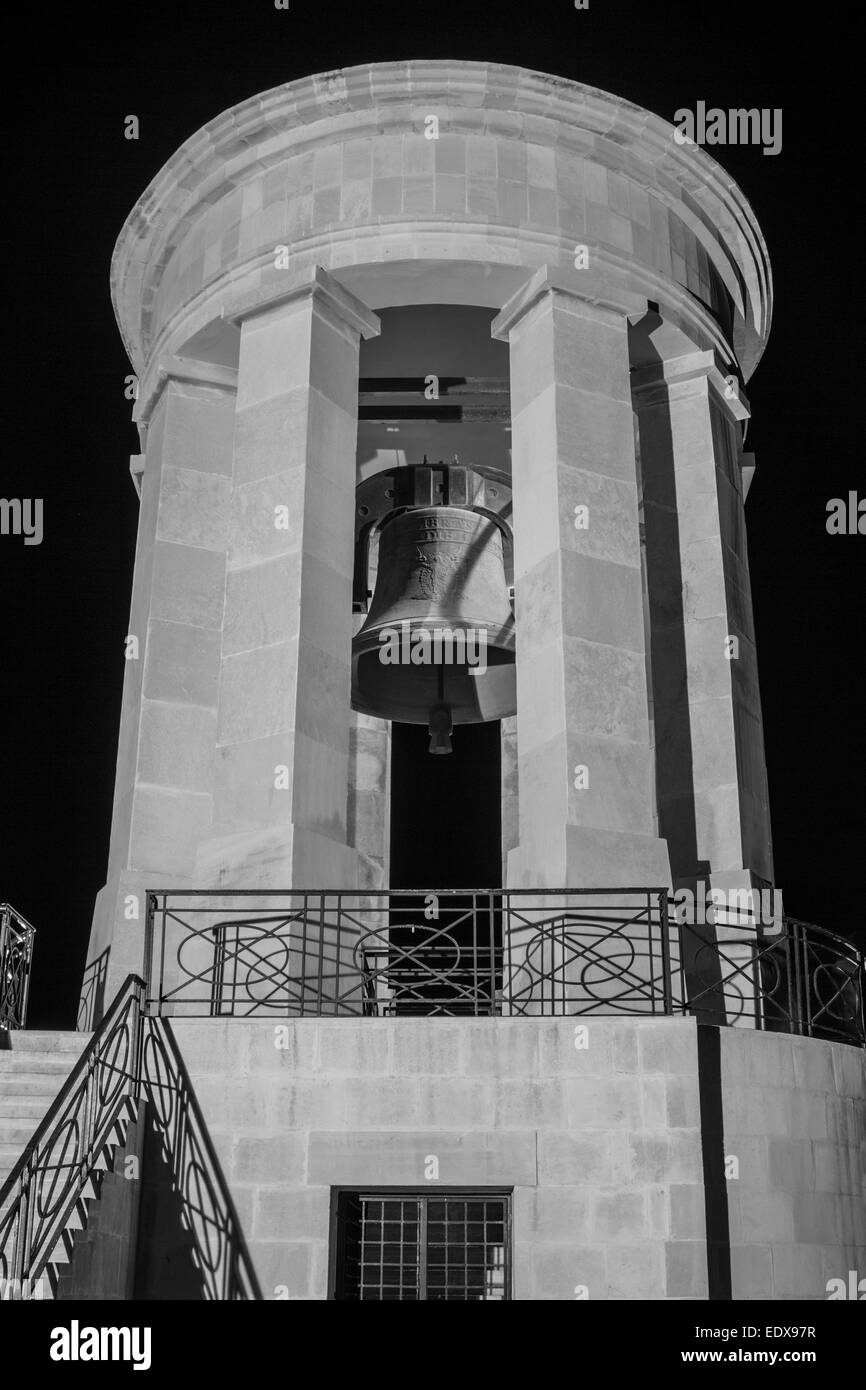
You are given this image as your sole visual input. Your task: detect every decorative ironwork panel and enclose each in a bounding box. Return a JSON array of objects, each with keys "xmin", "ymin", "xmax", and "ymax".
[
  {"xmin": 680, "ymin": 914, "xmax": 865, "ymax": 1045},
  {"xmin": 0, "ymin": 904, "xmax": 36, "ymax": 1030},
  {"xmin": 144, "ymin": 888, "xmax": 864, "ymax": 1045}
]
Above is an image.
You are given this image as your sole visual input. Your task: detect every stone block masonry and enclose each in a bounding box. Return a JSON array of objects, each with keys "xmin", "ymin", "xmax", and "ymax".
[
  {"xmin": 172, "ymin": 1015, "xmax": 866, "ymax": 1300},
  {"xmin": 174, "ymin": 1015, "xmax": 709, "ymax": 1300},
  {"xmin": 719, "ymin": 1029, "xmax": 866, "ymax": 1300}
]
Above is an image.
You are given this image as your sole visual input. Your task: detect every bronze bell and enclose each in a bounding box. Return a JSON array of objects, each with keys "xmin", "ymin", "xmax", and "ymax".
[{"xmin": 351, "ymin": 505, "xmax": 516, "ymax": 742}]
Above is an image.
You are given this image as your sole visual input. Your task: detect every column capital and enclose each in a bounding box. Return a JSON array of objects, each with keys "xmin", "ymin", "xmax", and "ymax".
[
  {"xmin": 631, "ymin": 349, "xmax": 750, "ymax": 421},
  {"xmin": 491, "ymin": 264, "xmax": 642, "ymax": 341},
  {"xmin": 133, "ymin": 354, "xmax": 238, "ymax": 427},
  {"xmin": 225, "ymin": 265, "xmax": 381, "ymax": 342}
]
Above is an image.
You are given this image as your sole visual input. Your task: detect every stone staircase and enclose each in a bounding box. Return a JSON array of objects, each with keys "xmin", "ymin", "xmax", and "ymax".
[
  {"xmin": 0, "ymin": 1031, "xmax": 93, "ymax": 1298},
  {"xmin": 0, "ymin": 1032, "xmax": 90, "ymax": 1183}
]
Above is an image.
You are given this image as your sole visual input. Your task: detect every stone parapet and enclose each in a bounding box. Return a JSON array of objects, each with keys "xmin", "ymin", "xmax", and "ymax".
[
  {"xmin": 111, "ymin": 62, "xmax": 771, "ymax": 386},
  {"xmin": 172, "ymin": 1015, "xmax": 865, "ymax": 1301}
]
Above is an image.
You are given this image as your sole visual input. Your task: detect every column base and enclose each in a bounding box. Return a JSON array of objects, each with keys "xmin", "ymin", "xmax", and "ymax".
[
  {"xmin": 507, "ymin": 824, "xmax": 671, "ymax": 889},
  {"xmin": 84, "ymin": 868, "xmax": 191, "ymax": 1027},
  {"xmin": 194, "ymin": 825, "xmax": 360, "ymax": 890}
]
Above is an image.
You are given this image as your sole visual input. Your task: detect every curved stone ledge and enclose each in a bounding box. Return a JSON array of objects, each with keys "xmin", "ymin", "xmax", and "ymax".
[{"xmin": 112, "ymin": 61, "xmax": 771, "ymax": 382}]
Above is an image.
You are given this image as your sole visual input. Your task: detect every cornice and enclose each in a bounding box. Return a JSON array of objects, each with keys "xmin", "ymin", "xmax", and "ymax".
[{"xmin": 111, "ymin": 61, "xmax": 772, "ymax": 380}]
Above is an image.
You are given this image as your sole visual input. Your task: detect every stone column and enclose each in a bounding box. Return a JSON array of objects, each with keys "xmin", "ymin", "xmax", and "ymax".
[
  {"xmin": 84, "ymin": 361, "xmax": 237, "ymax": 1017},
  {"xmin": 492, "ymin": 267, "xmax": 671, "ymax": 1016},
  {"xmin": 633, "ymin": 341, "xmax": 775, "ymax": 1024},
  {"xmin": 348, "ymin": 708, "xmax": 391, "ymax": 893},
  {"xmin": 492, "ymin": 267, "xmax": 671, "ymax": 891},
  {"xmin": 196, "ymin": 268, "xmax": 380, "ymax": 891}
]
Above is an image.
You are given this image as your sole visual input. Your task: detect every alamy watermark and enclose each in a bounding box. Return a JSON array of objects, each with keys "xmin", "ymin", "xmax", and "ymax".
[
  {"xmin": 0, "ymin": 497, "xmax": 43, "ymax": 545},
  {"xmin": 377, "ymin": 621, "xmax": 488, "ymax": 674},
  {"xmin": 673, "ymin": 103, "xmax": 782, "ymax": 156},
  {"xmin": 826, "ymin": 492, "xmax": 865, "ymax": 534},
  {"xmin": 50, "ymin": 1320, "xmax": 152, "ymax": 1370},
  {"xmin": 672, "ymin": 884, "xmax": 783, "ymax": 933},
  {"xmin": 826, "ymin": 1270, "xmax": 864, "ymax": 1299}
]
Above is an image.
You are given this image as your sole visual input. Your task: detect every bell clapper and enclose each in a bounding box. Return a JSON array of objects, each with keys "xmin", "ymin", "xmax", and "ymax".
[{"xmin": 428, "ymin": 664, "xmax": 453, "ymax": 755}]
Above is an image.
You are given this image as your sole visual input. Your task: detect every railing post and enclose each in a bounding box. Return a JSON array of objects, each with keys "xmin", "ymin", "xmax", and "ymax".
[
  {"xmin": 133, "ymin": 979, "xmax": 146, "ymax": 1105},
  {"xmin": 14, "ymin": 1163, "xmax": 31, "ymax": 1283},
  {"xmin": 0, "ymin": 905, "xmax": 8, "ymax": 1030},
  {"xmin": 786, "ymin": 917, "xmax": 803, "ymax": 1037},
  {"xmin": 487, "ymin": 891, "xmax": 496, "ymax": 1017},
  {"xmin": 659, "ymin": 891, "xmax": 673, "ymax": 1016},
  {"xmin": 333, "ymin": 893, "xmax": 341, "ymax": 1015},
  {"xmin": 752, "ymin": 937, "xmax": 765, "ymax": 1031},
  {"xmin": 799, "ymin": 920, "xmax": 814, "ymax": 1039},
  {"xmin": 83, "ymin": 1049, "xmax": 98, "ymax": 1188},
  {"xmin": 142, "ymin": 892, "xmax": 155, "ymax": 1013},
  {"xmin": 675, "ymin": 895, "xmax": 686, "ymax": 1016},
  {"xmin": 502, "ymin": 893, "xmax": 511, "ymax": 1016},
  {"xmin": 21, "ymin": 919, "xmax": 35, "ymax": 1028},
  {"xmin": 780, "ymin": 921, "xmax": 795, "ymax": 1036},
  {"xmin": 317, "ymin": 893, "xmax": 326, "ymax": 1017}
]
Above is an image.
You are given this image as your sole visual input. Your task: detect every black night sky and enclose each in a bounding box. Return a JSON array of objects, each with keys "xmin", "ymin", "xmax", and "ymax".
[{"xmin": 2, "ymin": 0, "xmax": 862, "ymax": 1027}]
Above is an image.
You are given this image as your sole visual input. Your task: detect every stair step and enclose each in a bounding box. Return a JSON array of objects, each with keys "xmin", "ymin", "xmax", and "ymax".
[
  {"xmin": 1, "ymin": 1033, "xmax": 91, "ymax": 1054},
  {"xmin": 0, "ymin": 1076, "xmax": 69, "ymax": 1097},
  {"xmin": 0, "ymin": 1099, "xmax": 58, "ymax": 1120},
  {"xmin": 0, "ymin": 1056, "xmax": 85, "ymax": 1075},
  {"xmin": 0, "ymin": 1275, "xmax": 53, "ymax": 1300},
  {"xmin": 0, "ymin": 1122, "xmax": 50, "ymax": 1145}
]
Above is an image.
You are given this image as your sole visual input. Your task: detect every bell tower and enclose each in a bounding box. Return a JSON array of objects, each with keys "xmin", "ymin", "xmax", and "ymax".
[
  {"xmin": 83, "ymin": 61, "xmax": 774, "ymax": 1011},
  {"xmin": 65, "ymin": 63, "xmax": 865, "ymax": 1309}
]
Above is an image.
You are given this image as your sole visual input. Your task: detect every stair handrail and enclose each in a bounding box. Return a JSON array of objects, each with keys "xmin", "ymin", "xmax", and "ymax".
[
  {"xmin": 0, "ymin": 974, "xmax": 144, "ymax": 1290},
  {"xmin": 0, "ymin": 974, "xmax": 261, "ymax": 1300}
]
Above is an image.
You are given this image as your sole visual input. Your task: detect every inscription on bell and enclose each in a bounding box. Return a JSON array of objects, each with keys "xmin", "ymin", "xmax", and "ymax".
[{"xmin": 414, "ymin": 547, "xmax": 464, "ymax": 601}]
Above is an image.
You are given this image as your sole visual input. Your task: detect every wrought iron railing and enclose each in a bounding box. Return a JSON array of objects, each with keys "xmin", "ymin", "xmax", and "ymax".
[
  {"xmin": 146, "ymin": 888, "xmax": 671, "ymax": 1018},
  {"xmin": 681, "ymin": 914, "xmax": 865, "ymax": 1045},
  {"xmin": 144, "ymin": 888, "xmax": 865, "ymax": 1045},
  {"xmin": 0, "ymin": 904, "xmax": 36, "ymax": 1029},
  {"xmin": 77, "ymin": 948, "xmax": 109, "ymax": 1032},
  {"xmin": 0, "ymin": 974, "xmax": 261, "ymax": 1300}
]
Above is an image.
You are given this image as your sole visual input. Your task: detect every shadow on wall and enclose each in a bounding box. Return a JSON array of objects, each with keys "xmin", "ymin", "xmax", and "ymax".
[
  {"xmin": 77, "ymin": 950, "xmax": 109, "ymax": 1032},
  {"xmin": 630, "ymin": 309, "xmax": 725, "ymax": 1018},
  {"xmin": 46, "ymin": 995, "xmax": 262, "ymax": 1301},
  {"xmin": 133, "ymin": 1109, "xmax": 211, "ymax": 1299},
  {"xmin": 696, "ymin": 1025, "xmax": 732, "ymax": 1300},
  {"xmin": 132, "ymin": 1017, "xmax": 261, "ymax": 1300}
]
